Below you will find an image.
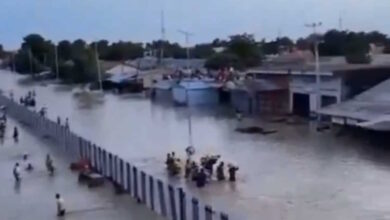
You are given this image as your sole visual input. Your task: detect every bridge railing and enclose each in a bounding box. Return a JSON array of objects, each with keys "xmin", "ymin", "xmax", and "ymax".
[{"xmin": 0, "ymin": 94, "xmax": 231, "ymax": 220}]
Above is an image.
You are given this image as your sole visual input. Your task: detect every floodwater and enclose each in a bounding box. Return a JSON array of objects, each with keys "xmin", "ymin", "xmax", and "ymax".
[{"xmin": 2, "ymin": 70, "xmax": 390, "ymax": 220}]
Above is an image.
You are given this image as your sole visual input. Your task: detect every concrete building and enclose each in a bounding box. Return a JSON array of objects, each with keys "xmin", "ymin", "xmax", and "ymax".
[
  {"xmin": 230, "ymin": 79, "xmax": 289, "ymax": 115},
  {"xmin": 246, "ymin": 54, "xmax": 390, "ymax": 117},
  {"xmin": 318, "ymin": 77, "xmax": 390, "ymax": 131}
]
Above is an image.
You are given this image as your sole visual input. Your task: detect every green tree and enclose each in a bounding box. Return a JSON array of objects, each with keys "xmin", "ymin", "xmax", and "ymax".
[
  {"xmin": 21, "ymin": 34, "xmax": 53, "ymax": 64},
  {"xmin": 344, "ymin": 34, "xmax": 371, "ymax": 64},
  {"xmin": 71, "ymin": 39, "xmax": 87, "ymax": 57},
  {"xmin": 277, "ymin": 37, "xmax": 294, "ymax": 48},
  {"xmin": 227, "ymin": 34, "xmax": 262, "ymax": 67},
  {"xmin": 90, "ymin": 40, "xmax": 110, "ymax": 59},
  {"xmin": 296, "ymin": 38, "xmax": 311, "ymax": 50},
  {"xmin": 261, "ymin": 39, "xmax": 279, "ymax": 55},
  {"xmin": 56, "ymin": 47, "xmax": 97, "ymax": 83},
  {"xmin": 318, "ymin": 30, "xmax": 348, "ymax": 56},
  {"xmin": 0, "ymin": 44, "xmax": 5, "ymax": 58},
  {"xmin": 261, "ymin": 37, "xmax": 294, "ymax": 55},
  {"xmin": 205, "ymin": 52, "xmax": 240, "ymax": 70},
  {"xmin": 105, "ymin": 41, "xmax": 144, "ymax": 60},
  {"xmin": 211, "ymin": 38, "xmax": 228, "ymax": 47},
  {"xmin": 366, "ymin": 31, "xmax": 388, "ymax": 45},
  {"xmin": 13, "ymin": 34, "xmax": 53, "ymax": 74},
  {"xmin": 145, "ymin": 40, "xmax": 186, "ymax": 59},
  {"xmin": 57, "ymin": 40, "xmax": 72, "ymax": 60},
  {"xmin": 14, "ymin": 49, "xmax": 44, "ymax": 74},
  {"xmin": 192, "ymin": 44, "xmax": 215, "ymax": 58}
]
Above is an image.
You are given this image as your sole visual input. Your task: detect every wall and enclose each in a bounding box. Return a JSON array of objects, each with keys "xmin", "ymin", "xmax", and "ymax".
[
  {"xmin": 255, "ymin": 90, "xmax": 289, "ymax": 115},
  {"xmin": 172, "ymin": 87, "xmax": 219, "ymax": 106},
  {"xmin": 187, "ymin": 89, "xmax": 219, "ymax": 106},
  {"xmin": 289, "ymin": 74, "xmax": 342, "ymax": 114},
  {"xmin": 154, "ymin": 88, "xmax": 172, "ymax": 102},
  {"xmin": 231, "ymin": 90, "xmax": 252, "ymax": 114}
]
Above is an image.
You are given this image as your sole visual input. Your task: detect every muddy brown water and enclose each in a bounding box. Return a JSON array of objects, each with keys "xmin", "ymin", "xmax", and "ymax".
[{"xmin": 2, "ymin": 70, "xmax": 390, "ymax": 220}]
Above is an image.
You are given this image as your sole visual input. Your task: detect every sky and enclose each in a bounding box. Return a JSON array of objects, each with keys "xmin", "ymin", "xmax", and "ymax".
[{"xmin": 0, "ymin": 0, "xmax": 389, "ymax": 50}]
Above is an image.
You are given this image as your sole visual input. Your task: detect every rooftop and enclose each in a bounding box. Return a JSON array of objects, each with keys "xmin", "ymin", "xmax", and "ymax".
[
  {"xmin": 106, "ymin": 64, "xmax": 138, "ymax": 75},
  {"xmin": 127, "ymin": 57, "xmax": 206, "ymax": 70},
  {"xmin": 318, "ymin": 77, "xmax": 390, "ymax": 122},
  {"xmin": 248, "ymin": 54, "xmax": 390, "ymax": 75},
  {"xmin": 231, "ymin": 79, "xmax": 287, "ymax": 93}
]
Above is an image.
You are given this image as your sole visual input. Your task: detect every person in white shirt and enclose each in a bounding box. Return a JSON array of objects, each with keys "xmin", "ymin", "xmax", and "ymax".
[
  {"xmin": 55, "ymin": 193, "xmax": 66, "ymax": 216},
  {"xmin": 13, "ymin": 163, "xmax": 21, "ymax": 182}
]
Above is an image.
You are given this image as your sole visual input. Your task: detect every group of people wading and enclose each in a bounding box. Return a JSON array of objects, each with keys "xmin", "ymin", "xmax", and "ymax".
[
  {"xmin": 165, "ymin": 149, "xmax": 239, "ymax": 188},
  {"xmin": 19, "ymin": 90, "xmax": 36, "ymax": 107}
]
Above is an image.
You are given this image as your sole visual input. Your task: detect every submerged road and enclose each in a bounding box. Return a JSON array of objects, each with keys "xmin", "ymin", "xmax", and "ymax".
[
  {"xmin": 2, "ymin": 70, "xmax": 390, "ymax": 219},
  {"xmin": 0, "ymin": 118, "xmax": 164, "ymax": 220}
]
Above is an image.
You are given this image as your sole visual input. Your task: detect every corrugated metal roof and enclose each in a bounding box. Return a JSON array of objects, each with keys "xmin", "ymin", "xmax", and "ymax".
[
  {"xmin": 106, "ymin": 72, "xmax": 136, "ymax": 83},
  {"xmin": 106, "ymin": 64, "xmax": 138, "ymax": 75},
  {"xmin": 318, "ymin": 77, "xmax": 390, "ymax": 121},
  {"xmin": 176, "ymin": 80, "xmax": 213, "ymax": 90}
]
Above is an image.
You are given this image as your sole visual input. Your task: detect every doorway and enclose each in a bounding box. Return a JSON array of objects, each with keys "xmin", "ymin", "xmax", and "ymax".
[{"xmin": 292, "ymin": 93, "xmax": 310, "ymax": 117}]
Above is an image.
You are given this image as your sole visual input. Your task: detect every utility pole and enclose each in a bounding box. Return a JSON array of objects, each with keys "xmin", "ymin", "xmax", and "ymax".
[
  {"xmin": 160, "ymin": 10, "xmax": 166, "ymax": 64},
  {"xmin": 94, "ymin": 42, "xmax": 102, "ymax": 91},
  {"xmin": 305, "ymin": 22, "xmax": 322, "ymax": 121},
  {"xmin": 178, "ymin": 29, "xmax": 195, "ymax": 147},
  {"xmin": 186, "ymin": 88, "xmax": 193, "ymax": 147},
  {"xmin": 178, "ymin": 29, "xmax": 194, "ymax": 69},
  {"xmin": 54, "ymin": 45, "xmax": 59, "ymax": 80}
]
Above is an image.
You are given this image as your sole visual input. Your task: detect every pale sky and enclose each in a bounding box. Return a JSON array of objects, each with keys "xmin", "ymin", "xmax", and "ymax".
[{"xmin": 0, "ymin": 0, "xmax": 389, "ymax": 50}]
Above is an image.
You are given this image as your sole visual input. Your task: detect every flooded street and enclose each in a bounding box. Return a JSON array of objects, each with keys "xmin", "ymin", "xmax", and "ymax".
[{"xmin": 2, "ymin": 70, "xmax": 390, "ymax": 220}]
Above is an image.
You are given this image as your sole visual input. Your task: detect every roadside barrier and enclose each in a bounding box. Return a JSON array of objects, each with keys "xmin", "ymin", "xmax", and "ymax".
[{"xmin": 0, "ymin": 94, "xmax": 230, "ymax": 220}]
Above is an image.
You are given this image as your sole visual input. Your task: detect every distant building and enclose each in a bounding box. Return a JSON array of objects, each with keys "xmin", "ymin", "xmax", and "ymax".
[
  {"xmin": 127, "ymin": 57, "xmax": 206, "ymax": 71},
  {"xmin": 103, "ymin": 63, "xmax": 142, "ymax": 93}
]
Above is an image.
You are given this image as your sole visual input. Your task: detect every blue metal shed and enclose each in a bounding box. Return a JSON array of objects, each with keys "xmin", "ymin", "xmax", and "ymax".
[{"xmin": 172, "ymin": 80, "xmax": 219, "ymax": 106}]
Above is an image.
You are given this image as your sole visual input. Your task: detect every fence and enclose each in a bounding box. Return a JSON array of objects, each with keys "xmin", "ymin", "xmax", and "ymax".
[{"xmin": 0, "ymin": 94, "xmax": 230, "ymax": 220}]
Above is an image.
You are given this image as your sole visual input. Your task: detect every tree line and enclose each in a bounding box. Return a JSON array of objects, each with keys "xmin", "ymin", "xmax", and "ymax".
[{"xmin": 1, "ymin": 29, "xmax": 390, "ymax": 83}]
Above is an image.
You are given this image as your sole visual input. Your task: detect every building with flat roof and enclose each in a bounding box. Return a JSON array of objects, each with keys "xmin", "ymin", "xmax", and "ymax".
[{"xmin": 245, "ymin": 54, "xmax": 390, "ymax": 117}]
